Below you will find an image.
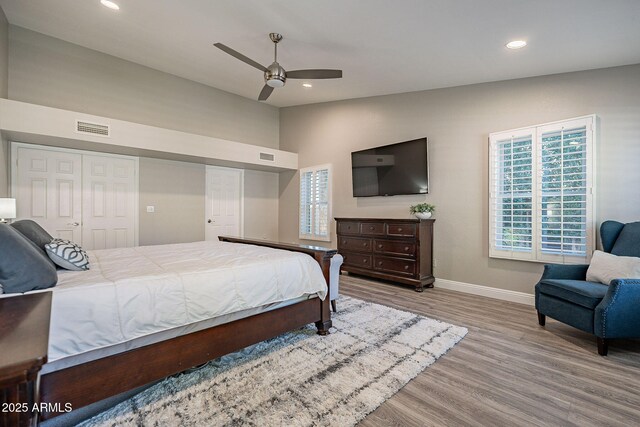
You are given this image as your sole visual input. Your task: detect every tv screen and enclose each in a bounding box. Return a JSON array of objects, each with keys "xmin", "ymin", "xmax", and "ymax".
[{"xmin": 351, "ymin": 138, "xmax": 428, "ymax": 197}]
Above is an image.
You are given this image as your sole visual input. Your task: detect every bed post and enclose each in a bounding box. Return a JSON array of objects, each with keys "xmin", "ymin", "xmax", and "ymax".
[{"xmin": 314, "ymin": 251, "xmax": 333, "ymax": 335}]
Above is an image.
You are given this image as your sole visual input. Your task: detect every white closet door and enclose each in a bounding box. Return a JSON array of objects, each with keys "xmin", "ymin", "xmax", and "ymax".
[
  {"xmin": 82, "ymin": 154, "xmax": 137, "ymax": 250},
  {"xmin": 205, "ymin": 166, "xmax": 243, "ymax": 241},
  {"xmin": 15, "ymin": 146, "xmax": 83, "ymax": 242}
]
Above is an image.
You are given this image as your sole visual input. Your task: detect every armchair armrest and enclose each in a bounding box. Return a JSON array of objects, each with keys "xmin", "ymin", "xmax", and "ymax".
[
  {"xmin": 539, "ymin": 264, "xmax": 590, "ymax": 281},
  {"xmin": 594, "ymin": 279, "xmax": 640, "ymax": 338}
]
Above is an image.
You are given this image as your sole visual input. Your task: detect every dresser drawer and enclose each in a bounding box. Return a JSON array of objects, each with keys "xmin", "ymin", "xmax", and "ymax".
[
  {"xmin": 373, "ymin": 240, "xmax": 416, "ymax": 258},
  {"xmin": 337, "ymin": 221, "xmax": 360, "ymax": 235},
  {"xmin": 339, "ymin": 236, "xmax": 373, "ymax": 252},
  {"xmin": 360, "ymin": 222, "xmax": 385, "ymax": 235},
  {"xmin": 342, "ymin": 253, "xmax": 372, "ymax": 269},
  {"xmin": 373, "ymin": 256, "xmax": 416, "ymax": 276},
  {"xmin": 386, "ymin": 223, "xmax": 417, "ymax": 238}
]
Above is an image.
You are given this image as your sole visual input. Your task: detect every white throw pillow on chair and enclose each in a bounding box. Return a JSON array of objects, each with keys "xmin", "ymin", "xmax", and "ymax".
[{"xmin": 586, "ymin": 250, "xmax": 640, "ymax": 285}]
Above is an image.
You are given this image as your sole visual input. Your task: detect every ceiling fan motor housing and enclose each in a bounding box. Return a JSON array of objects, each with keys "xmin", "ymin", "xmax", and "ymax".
[{"xmin": 265, "ymin": 62, "xmax": 286, "ymax": 87}]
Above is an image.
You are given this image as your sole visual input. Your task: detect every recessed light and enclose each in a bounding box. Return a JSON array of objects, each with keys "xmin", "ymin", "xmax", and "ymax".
[
  {"xmin": 100, "ymin": 0, "xmax": 120, "ymax": 10},
  {"xmin": 506, "ymin": 40, "xmax": 527, "ymax": 49},
  {"xmin": 302, "ymin": 83, "xmax": 313, "ymax": 88}
]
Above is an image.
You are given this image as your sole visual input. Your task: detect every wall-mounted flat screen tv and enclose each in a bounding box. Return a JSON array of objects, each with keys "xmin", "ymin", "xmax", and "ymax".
[{"xmin": 351, "ymin": 137, "xmax": 428, "ymax": 197}]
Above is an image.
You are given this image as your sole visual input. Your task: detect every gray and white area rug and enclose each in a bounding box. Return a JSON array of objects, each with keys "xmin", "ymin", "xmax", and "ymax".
[{"xmin": 81, "ymin": 296, "xmax": 467, "ymax": 427}]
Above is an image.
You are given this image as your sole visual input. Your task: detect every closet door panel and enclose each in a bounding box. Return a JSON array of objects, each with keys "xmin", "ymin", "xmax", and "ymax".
[{"xmin": 82, "ymin": 155, "xmax": 137, "ymax": 250}]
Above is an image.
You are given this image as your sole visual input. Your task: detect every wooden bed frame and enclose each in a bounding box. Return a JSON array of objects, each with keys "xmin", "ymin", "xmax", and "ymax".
[{"xmin": 37, "ymin": 237, "xmax": 336, "ymax": 421}]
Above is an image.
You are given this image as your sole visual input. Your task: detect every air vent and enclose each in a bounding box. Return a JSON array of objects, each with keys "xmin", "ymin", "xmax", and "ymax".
[
  {"xmin": 76, "ymin": 120, "xmax": 110, "ymax": 137},
  {"xmin": 259, "ymin": 152, "xmax": 275, "ymax": 161}
]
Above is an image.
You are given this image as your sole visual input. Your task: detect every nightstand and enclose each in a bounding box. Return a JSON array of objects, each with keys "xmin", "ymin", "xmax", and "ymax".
[{"xmin": 0, "ymin": 292, "xmax": 51, "ymax": 427}]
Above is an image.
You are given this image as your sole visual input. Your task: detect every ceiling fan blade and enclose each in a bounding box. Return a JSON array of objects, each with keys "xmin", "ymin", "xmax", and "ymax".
[
  {"xmin": 286, "ymin": 69, "xmax": 343, "ymax": 79},
  {"xmin": 258, "ymin": 85, "xmax": 274, "ymax": 101},
  {"xmin": 213, "ymin": 43, "xmax": 268, "ymax": 72}
]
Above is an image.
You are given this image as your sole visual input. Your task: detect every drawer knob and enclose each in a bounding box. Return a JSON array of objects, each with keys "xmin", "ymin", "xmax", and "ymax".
[
  {"xmin": 369, "ymin": 226, "xmax": 375, "ymax": 230},
  {"xmin": 378, "ymin": 261, "xmax": 383, "ymax": 266},
  {"xmin": 343, "ymin": 240, "xmax": 347, "ymax": 244},
  {"xmin": 404, "ymin": 265, "xmax": 409, "ymax": 270},
  {"xmin": 363, "ymin": 242, "xmax": 368, "ymax": 247},
  {"xmin": 398, "ymin": 227, "xmax": 403, "ymax": 232},
  {"xmin": 363, "ymin": 258, "xmax": 368, "ymax": 263},
  {"xmin": 404, "ymin": 246, "xmax": 410, "ymax": 251},
  {"xmin": 378, "ymin": 244, "xmax": 383, "ymax": 249}
]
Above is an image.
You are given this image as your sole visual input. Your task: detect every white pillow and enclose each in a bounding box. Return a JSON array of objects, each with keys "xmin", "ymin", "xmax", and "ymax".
[{"xmin": 586, "ymin": 250, "xmax": 640, "ymax": 285}]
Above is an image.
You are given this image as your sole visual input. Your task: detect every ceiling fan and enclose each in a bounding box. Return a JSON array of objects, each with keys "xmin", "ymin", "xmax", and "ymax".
[{"xmin": 214, "ymin": 33, "xmax": 343, "ymax": 101}]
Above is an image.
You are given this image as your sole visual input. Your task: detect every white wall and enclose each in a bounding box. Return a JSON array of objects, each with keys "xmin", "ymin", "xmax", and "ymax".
[{"xmin": 279, "ymin": 64, "xmax": 640, "ymax": 294}]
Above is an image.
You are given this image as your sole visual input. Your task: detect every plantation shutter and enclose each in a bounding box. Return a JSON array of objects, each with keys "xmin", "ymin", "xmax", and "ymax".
[
  {"xmin": 489, "ymin": 130, "xmax": 535, "ymax": 260},
  {"xmin": 489, "ymin": 116, "xmax": 595, "ymax": 264},
  {"xmin": 299, "ymin": 170, "xmax": 313, "ymax": 236},
  {"xmin": 537, "ymin": 118, "xmax": 593, "ymax": 263},
  {"xmin": 299, "ymin": 164, "xmax": 332, "ymax": 241}
]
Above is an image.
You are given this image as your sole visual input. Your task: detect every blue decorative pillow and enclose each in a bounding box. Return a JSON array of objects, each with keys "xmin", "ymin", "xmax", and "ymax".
[
  {"xmin": 0, "ymin": 224, "xmax": 58, "ymax": 293},
  {"xmin": 45, "ymin": 239, "xmax": 91, "ymax": 271}
]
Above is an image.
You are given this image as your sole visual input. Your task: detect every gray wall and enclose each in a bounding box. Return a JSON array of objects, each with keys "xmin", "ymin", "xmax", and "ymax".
[
  {"xmin": 138, "ymin": 157, "xmax": 206, "ymax": 246},
  {"xmin": 8, "ymin": 26, "xmax": 279, "ymax": 148},
  {"xmin": 279, "ymin": 64, "xmax": 640, "ymax": 295},
  {"xmin": 0, "ymin": 6, "xmax": 7, "ymax": 98},
  {"xmin": 244, "ymin": 170, "xmax": 279, "ymax": 240},
  {"xmin": 6, "ymin": 25, "xmax": 282, "ymax": 242},
  {"xmin": 138, "ymin": 161, "xmax": 279, "ymax": 245},
  {"xmin": 0, "ymin": 6, "xmax": 8, "ymax": 197}
]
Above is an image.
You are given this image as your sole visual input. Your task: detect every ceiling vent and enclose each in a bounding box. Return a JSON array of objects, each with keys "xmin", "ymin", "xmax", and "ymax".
[
  {"xmin": 76, "ymin": 120, "xmax": 110, "ymax": 137},
  {"xmin": 259, "ymin": 152, "xmax": 275, "ymax": 161}
]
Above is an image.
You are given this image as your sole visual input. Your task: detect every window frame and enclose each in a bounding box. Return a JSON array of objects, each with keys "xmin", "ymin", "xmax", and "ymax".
[
  {"xmin": 489, "ymin": 115, "xmax": 596, "ymax": 264},
  {"xmin": 299, "ymin": 164, "xmax": 332, "ymax": 242}
]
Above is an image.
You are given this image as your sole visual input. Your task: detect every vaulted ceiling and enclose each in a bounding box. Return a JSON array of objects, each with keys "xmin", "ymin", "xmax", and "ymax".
[{"xmin": 1, "ymin": 0, "xmax": 639, "ymax": 107}]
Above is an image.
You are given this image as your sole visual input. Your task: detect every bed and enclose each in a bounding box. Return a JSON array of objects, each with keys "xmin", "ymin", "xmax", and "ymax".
[{"xmin": 4, "ymin": 236, "xmax": 336, "ymax": 422}]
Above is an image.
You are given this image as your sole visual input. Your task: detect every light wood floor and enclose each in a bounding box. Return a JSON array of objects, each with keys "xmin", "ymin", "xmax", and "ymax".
[{"xmin": 339, "ymin": 274, "xmax": 640, "ymax": 427}]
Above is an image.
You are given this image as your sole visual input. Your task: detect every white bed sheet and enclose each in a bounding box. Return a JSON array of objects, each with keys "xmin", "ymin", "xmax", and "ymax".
[{"xmin": 38, "ymin": 240, "xmax": 328, "ymax": 368}]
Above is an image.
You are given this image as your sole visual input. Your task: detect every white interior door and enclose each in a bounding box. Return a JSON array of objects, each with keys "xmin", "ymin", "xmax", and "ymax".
[
  {"xmin": 12, "ymin": 143, "xmax": 138, "ymax": 250},
  {"xmin": 14, "ymin": 146, "xmax": 83, "ymax": 241},
  {"xmin": 82, "ymin": 154, "xmax": 137, "ymax": 250},
  {"xmin": 205, "ymin": 166, "xmax": 243, "ymax": 240}
]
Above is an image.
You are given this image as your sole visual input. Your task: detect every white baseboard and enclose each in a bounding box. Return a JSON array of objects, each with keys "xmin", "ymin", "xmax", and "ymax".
[{"xmin": 434, "ymin": 278, "xmax": 535, "ymax": 306}]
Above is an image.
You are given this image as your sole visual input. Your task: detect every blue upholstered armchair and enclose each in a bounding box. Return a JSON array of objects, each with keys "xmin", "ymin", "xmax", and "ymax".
[{"xmin": 535, "ymin": 220, "xmax": 640, "ymax": 356}]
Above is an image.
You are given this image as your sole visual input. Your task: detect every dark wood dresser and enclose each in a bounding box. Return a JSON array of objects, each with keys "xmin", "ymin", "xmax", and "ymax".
[
  {"xmin": 0, "ymin": 292, "xmax": 51, "ymax": 427},
  {"xmin": 335, "ymin": 217, "xmax": 434, "ymax": 292}
]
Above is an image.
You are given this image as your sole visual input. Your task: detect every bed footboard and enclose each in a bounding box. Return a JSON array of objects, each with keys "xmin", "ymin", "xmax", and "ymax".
[{"xmin": 218, "ymin": 236, "xmax": 336, "ymax": 334}]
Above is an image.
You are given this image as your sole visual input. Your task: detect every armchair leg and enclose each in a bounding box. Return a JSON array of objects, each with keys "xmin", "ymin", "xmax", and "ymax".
[
  {"xmin": 537, "ymin": 311, "xmax": 545, "ymax": 326},
  {"xmin": 597, "ymin": 337, "xmax": 609, "ymax": 356}
]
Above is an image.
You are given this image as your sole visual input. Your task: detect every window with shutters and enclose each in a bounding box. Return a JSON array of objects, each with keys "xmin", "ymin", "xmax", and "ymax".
[
  {"xmin": 299, "ymin": 164, "xmax": 332, "ymax": 241},
  {"xmin": 489, "ymin": 116, "xmax": 595, "ymax": 264}
]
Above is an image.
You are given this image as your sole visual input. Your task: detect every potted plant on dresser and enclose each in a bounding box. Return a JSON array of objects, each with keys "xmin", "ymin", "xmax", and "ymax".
[{"xmin": 410, "ymin": 203, "xmax": 435, "ymax": 220}]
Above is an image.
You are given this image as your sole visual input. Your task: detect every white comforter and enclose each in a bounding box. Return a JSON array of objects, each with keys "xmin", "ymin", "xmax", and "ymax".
[{"xmin": 48, "ymin": 241, "xmax": 328, "ymax": 363}]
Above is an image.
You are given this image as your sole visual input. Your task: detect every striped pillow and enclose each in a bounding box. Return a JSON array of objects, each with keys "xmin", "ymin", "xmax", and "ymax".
[{"xmin": 45, "ymin": 239, "xmax": 90, "ymax": 271}]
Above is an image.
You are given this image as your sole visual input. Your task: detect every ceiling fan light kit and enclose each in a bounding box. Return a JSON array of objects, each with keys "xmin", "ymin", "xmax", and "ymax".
[{"xmin": 214, "ymin": 33, "xmax": 342, "ymax": 101}]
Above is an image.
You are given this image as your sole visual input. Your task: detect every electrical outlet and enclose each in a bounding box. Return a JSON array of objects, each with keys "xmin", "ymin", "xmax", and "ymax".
[{"xmin": 146, "ymin": 206, "xmax": 155, "ymax": 213}]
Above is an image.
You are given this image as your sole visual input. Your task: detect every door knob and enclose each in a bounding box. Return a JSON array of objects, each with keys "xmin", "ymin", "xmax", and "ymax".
[
  {"xmin": 207, "ymin": 219, "xmax": 212, "ymax": 223},
  {"xmin": 68, "ymin": 222, "xmax": 80, "ymax": 227}
]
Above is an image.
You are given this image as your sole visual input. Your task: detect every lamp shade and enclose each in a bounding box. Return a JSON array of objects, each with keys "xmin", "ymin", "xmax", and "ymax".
[{"xmin": 0, "ymin": 198, "xmax": 16, "ymax": 220}]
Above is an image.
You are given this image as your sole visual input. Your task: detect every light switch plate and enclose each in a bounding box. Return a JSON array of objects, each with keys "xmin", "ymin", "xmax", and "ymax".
[{"xmin": 146, "ymin": 206, "xmax": 155, "ymax": 213}]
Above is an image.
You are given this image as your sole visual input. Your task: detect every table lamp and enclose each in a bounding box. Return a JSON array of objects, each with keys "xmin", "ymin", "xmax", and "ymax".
[{"xmin": 0, "ymin": 198, "xmax": 16, "ymax": 223}]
